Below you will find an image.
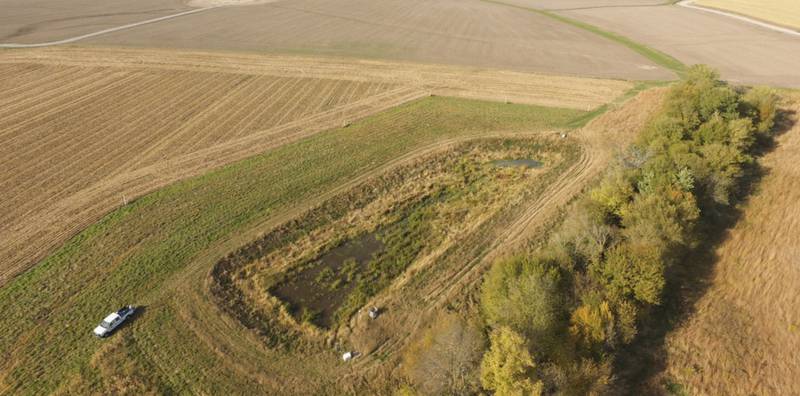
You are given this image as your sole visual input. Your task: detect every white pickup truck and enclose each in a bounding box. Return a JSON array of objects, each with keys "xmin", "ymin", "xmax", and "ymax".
[{"xmin": 93, "ymin": 305, "xmax": 136, "ymax": 338}]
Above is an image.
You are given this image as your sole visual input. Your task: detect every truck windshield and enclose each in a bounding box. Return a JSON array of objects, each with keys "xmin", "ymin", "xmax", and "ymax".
[{"xmin": 100, "ymin": 320, "xmax": 113, "ymax": 329}]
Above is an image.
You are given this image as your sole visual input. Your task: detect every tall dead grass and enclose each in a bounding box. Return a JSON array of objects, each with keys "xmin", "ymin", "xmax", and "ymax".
[{"xmin": 664, "ymin": 92, "xmax": 800, "ymax": 395}]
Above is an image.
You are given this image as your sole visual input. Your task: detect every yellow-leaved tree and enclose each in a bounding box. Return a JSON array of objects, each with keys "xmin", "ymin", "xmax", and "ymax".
[
  {"xmin": 569, "ymin": 301, "xmax": 614, "ymax": 352},
  {"xmin": 480, "ymin": 326, "xmax": 543, "ymax": 396}
]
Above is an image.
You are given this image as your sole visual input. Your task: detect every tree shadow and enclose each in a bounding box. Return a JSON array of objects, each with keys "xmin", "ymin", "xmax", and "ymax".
[{"xmin": 613, "ymin": 107, "xmax": 797, "ymax": 394}]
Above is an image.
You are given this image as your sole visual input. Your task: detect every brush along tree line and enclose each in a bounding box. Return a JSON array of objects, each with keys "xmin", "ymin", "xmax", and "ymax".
[{"xmin": 478, "ymin": 66, "xmax": 779, "ymax": 395}]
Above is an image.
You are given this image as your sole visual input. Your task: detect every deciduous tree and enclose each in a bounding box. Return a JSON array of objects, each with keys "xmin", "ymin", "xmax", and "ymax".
[{"xmin": 480, "ymin": 326, "xmax": 543, "ymax": 396}]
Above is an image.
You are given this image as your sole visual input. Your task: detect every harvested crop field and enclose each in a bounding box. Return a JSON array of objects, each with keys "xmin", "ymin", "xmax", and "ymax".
[
  {"xmin": 0, "ymin": 88, "xmax": 663, "ymax": 393},
  {"xmin": 0, "ymin": 47, "xmax": 635, "ymax": 286},
  {"xmin": 0, "ymin": 0, "xmax": 190, "ymax": 44},
  {"xmin": 695, "ymin": 0, "xmax": 800, "ymax": 30},
  {"xmin": 502, "ymin": 0, "xmax": 800, "ymax": 87},
  {"xmin": 662, "ymin": 93, "xmax": 800, "ymax": 395},
  {"xmin": 76, "ymin": 0, "xmax": 673, "ymax": 80}
]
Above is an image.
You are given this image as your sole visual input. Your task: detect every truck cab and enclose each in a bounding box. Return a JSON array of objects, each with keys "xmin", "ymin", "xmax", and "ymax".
[{"xmin": 93, "ymin": 305, "xmax": 135, "ymax": 338}]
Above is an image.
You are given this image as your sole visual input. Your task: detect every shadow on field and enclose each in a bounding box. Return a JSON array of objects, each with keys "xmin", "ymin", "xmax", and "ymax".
[{"xmin": 613, "ymin": 107, "xmax": 797, "ymax": 394}]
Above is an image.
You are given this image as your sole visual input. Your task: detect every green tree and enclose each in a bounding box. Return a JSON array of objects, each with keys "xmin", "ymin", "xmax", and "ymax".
[
  {"xmin": 665, "ymin": 65, "xmax": 740, "ymax": 129},
  {"xmin": 594, "ymin": 243, "xmax": 665, "ymax": 305},
  {"xmin": 480, "ymin": 326, "xmax": 544, "ymax": 396},
  {"xmin": 481, "ymin": 255, "xmax": 565, "ymax": 351},
  {"xmin": 742, "ymin": 86, "xmax": 779, "ymax": 135},
  {"xmin": 621, "ymin": 183, "xmax": 700, "ymax": 250},
  {"xmin": 569, "ymin": 301, "xmax": 614, "ymax": 353},
  {"xmin": 589, "ymin": 169, "xmax": 635, "ymax": 224}
]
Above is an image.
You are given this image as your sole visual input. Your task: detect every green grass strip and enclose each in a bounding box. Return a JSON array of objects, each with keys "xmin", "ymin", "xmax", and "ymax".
[{"xmin": 567, "ymin": 79, "xmax": 672, "ymax": 129}]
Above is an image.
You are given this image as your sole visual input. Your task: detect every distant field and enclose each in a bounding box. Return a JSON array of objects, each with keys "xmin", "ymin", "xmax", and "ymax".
[
  {"xmin": 664, "ymin": 93, "xmax": 800, "ymax": 395},
  {"xmin": 502, "ymin": 0, "xmax": 665, "ymax": 8},
  {"xmin": 519, "ymin": 0, "xmax": 800, "ymax": 87},
  {"xmin": 696, "ymin": 0, "xmax": 800, "ymax": 30},
  {"xmin": 0, "ymin": 47, "xmax": 635, "ymax": 287},
  {"xmin": 0, "ymin": 0, "xmax": 188, "ymax": 43},
  {"xmin": 79, "ymin": 0, "xmax": 672, "ymax": 80},
  {"xmin": 0, "ymin": 96, "xmax": 588, "ymax": 393}
]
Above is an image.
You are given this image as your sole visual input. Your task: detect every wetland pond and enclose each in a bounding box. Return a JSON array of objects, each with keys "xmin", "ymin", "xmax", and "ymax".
[
  {"xmin": 270, "ymin": 233, "xmax": 384, "ymax": 328},
  {"xmin": 491, "ymin": 158, "xmax": 542, "ymax": 168},
  {"xmin": 263, "ymin": 146, "xmax": 555, "ymax": 329}
]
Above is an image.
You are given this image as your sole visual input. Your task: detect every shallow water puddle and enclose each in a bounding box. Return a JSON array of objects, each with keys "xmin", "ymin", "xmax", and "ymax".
[
  {"xmin": 491, "ymin": 158, "xmax": 542, "ymax": 168},
  {"xmin": 270, "ymin": 233, "xmax": 383, "ymax": 328}
]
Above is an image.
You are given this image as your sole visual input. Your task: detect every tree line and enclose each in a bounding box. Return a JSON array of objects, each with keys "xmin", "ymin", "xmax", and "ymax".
[{"xmin": 478, "ymin": 66, "xmax": 779, "ymax": 395}]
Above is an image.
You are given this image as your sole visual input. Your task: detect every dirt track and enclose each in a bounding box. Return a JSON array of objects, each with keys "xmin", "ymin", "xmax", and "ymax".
[
  {"xmin": 695, "ymin": 0, "xmax": 800, "ymax": 31},
  {"xmin": 681, "ymin": 1, "xmax": 800, "ymax": 37},
  {"xmin": 0, "ymin": 47, "xmax": 632, "ymax": 287}
]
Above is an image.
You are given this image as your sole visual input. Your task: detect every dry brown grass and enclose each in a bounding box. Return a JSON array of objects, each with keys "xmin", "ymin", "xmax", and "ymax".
[
  {"xmin": 0, "ymin": 47, "xmax": 632, "ymax": 286},
  {"xmin": 664, "ymin": 93, "xmax": 800, "ymax": 395}
]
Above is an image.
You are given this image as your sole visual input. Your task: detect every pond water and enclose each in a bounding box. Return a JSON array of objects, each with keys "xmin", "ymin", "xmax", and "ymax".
[{"xmin": 491, "ymin": 159, "xmax": 542, "ymax": 168}]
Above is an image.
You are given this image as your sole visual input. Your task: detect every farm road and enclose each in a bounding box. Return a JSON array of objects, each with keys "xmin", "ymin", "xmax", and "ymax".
[{"xmin": 677, "ymin": 0, "xmax": 800, "ymax": 37}]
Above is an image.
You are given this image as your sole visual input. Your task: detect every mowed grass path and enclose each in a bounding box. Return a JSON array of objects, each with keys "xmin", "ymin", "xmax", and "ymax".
[{"xmin": 0, "ymin": 97, "xmax": 586, "ymax": 393}]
